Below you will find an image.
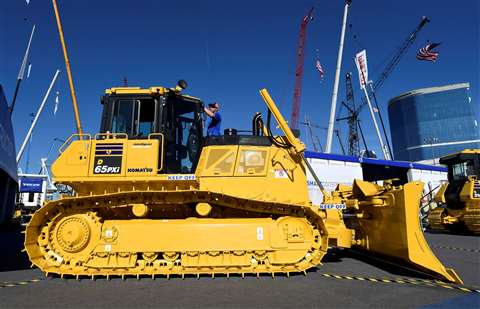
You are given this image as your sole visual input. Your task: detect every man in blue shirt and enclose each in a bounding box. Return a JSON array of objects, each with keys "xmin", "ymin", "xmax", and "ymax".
[{"xmin": 204, "ymin": 102, "xmax": 222, "ymax": 136}]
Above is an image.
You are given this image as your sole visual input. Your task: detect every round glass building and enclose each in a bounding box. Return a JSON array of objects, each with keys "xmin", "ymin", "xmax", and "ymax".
[{"xmin": 388, "ymin": 83, "xmax": 480, "ymax": 162}]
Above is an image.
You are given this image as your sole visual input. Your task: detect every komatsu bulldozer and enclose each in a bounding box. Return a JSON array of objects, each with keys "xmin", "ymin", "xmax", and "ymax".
[
  {"xmin": 24, "ymin": 83, "xmax": 462, "ymax": 284},
  {"xmin": 428, "ymin": 149, "xmax": 480, "ymax": 234}
]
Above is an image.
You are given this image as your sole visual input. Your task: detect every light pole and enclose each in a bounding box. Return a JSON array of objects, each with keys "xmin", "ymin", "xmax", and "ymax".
[{"xmin": 325, "ymin": 0, "xmax": 351, "ymax": 153}]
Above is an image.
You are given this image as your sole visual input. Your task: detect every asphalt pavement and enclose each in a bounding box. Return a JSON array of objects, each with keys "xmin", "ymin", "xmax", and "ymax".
[{"xmin": 0, "ymin": 225, "xmax": 479, "ymax": 308}]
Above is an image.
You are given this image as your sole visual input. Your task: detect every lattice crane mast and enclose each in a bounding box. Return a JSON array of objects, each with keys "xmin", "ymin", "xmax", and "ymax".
[
  {"xmin": 300, "ymin": 120, "xmax": 346, "ymax": 155},
  {"xmin": 290, "ymin": 7, "xmax": 314, "ymax": 131},
  {"xmin": 336, "ymin": 72, "xmax": 361, "ymax": 156},
  {"xmin": 301, "ymin": 115, "xmax": 323, "ymax": 152}
]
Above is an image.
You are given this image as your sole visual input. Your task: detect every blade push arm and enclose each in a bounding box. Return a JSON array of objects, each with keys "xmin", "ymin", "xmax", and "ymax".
[{"xmin": 259, "ymin": 88, "xmax": 326, "ymax": 193}]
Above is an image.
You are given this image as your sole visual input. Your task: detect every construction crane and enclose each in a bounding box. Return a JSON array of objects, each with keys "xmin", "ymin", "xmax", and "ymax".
[
  {"xmin": 334, "ymin": 129, "xmax": 346, "ymax": 155},
  {"xmin": 372, "ymin": 16, "xmax": 430, "ymax": 92},
  {"xmin": 300, "ymin": 115, "xmax": 323, "ymax": 152},
  {"xmin": 301, "ymin": 119, "xmax": 346, "ymax": 155},
  {"xmin": 355, "ymin": 16, "xmax": 430, "ymax": 158},
  {"xmin": 336, "ymin": 72, "xmax": 361, "ymax": 156},
  {"xmin": 336, "ymin": 72, "xmax": 370, "ymax": 156},
  {"xmin": 290, "ymin": 7, "xmax": 314, "ymax": 131}
]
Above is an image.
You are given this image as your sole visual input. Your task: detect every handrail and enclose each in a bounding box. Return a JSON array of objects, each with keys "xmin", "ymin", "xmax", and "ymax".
[
  {"xmin": 58, "ymin": 133, "xmax": 91, "ymax": 154},
  {"xmin": 148, "ymin": 133, "xmax": 164, "ymax": 172},
  {"xmin": 94, "ymin": 132, "xmax": 128, "ymax": 140}
]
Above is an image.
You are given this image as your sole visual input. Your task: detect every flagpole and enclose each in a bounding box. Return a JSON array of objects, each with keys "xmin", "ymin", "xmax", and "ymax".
[
  {"xmin": 9, "ymin": 24, "xmax": 36, "ymax": 117},
  {"xmin": 362, "ymin": 85, "xmax": 390, "ymax": 159},
  {"xmin": 16, "ymin": 69, "xmax": 61, "ymax": 164},
  {"xmin": 325, "ymin": 0, "xmax": 351, "ymax": 153}
]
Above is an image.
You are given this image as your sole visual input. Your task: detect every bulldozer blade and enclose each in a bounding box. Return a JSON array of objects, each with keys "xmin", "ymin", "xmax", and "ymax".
[{"xmin": 354, "ymin": 181, "xmax": 463, "ymax": 284}]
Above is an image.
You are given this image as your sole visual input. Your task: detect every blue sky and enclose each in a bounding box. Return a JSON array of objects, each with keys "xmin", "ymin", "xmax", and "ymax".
[{"xmin": 1, "ymin": 0, "xmax": 478, "ymax": 172}]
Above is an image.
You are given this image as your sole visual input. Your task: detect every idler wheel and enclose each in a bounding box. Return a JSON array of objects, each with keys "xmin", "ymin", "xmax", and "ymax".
[{"xmin": 55, "ymin": 216, "xmax": 91, "ymax": 253}]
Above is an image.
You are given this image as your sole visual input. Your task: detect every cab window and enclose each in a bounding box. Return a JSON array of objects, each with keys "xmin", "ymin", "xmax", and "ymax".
[
  {"xmin": 112, "ymin": 99, "xmax": 133, "ymax": 134},
  {"xmin": 451, "ymin": 160, "xmax": 474, "ymax": 181},
  {"xmin": 110, "ymin": 98, "xmax": 156, "ymax": 137},
  {"xmin": 164, "ymin": 97, "xmax": 202, "ymax": 173},
  {"xmin": 137, "ymin": 99, "xmax": 156, "ymax": 137}
]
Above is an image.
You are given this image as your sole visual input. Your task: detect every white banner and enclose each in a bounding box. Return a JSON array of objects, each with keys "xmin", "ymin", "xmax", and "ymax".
[{"xmin": 354, "ymin": 49, "xmax": 368, "ymax": 89}]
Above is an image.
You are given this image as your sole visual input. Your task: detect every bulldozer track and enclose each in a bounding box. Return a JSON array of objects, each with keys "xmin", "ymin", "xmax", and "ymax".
[
  {"xmin": 25, "ymin": 189, "xmax": 329, "ymax": 279},
  {"xmin": 464, "ymin": 208, "xmax": 480, "ymax": 234},
  {"xmin": 427, "ymin": 207, "xmax": 480, "ymax": 234},
  {"xmin": 427, "ymin": 208, "xmax": 448, "ymax": 232}
]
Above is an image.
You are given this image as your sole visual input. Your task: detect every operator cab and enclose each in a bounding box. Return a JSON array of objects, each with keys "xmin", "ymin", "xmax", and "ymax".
[
  {"xmin": 99, "ymin": 81, "xmax": 204, "ymax": 174},
  {"xmin": 440, "ymin": 150, "xmax": 480, "ymax": 207},
  {"xmin": 441, "ymin": 151, "xmax": 480, "ymax": 181}
]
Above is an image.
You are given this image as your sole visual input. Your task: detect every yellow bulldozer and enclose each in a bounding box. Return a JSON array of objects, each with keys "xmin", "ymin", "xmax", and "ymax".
[
  {"xmin": 24, "ymin": 83, "xmax": 462, "ymax": 284},
  {"xmin": 428, "ymin": 149, "xmax": 480, "ymax": 234}
]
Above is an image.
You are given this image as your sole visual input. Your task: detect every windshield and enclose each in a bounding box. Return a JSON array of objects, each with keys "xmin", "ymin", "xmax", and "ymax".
[
  {"xmin": 110, "ymin": 98, "xmax": 156, "ymax": 137},
  {"xmin": 112, "ymin": 99, "xmax": 134, "ymax": 134},
  {"xmin": 451, "ymin": 160, "xmax": 475, "ymax": 181}
]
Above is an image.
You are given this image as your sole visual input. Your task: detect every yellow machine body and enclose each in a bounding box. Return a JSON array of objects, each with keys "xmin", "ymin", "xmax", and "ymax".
[
  {"xmin": 428, "ymin": 149, "xmax": 480, "ymax": 234},
  {"xmin": 25, "ymin": 86, "xmax": 461, "ymax": 283}
]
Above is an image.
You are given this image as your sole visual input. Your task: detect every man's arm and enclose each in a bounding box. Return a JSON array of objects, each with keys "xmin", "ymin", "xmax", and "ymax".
[{"xmin": 204, "ymin": 106, "xmax": 215, "ymax": 118}]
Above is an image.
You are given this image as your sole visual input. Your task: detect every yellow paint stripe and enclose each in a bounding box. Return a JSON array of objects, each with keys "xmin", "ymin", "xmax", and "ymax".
[
  {"xmin": 316, "ymin": 273, "xmax": 478, "ymax": 294},
  {"xmin": 458, "ymin": 287, "xmax": 472, "ymax": 292},
  {"xmin": 0, "ymin": 278, "xmax": 42, "ymax": 288}
]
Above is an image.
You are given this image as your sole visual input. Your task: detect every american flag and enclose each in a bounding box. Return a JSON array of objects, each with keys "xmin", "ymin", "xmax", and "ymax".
[
  {"xmin": 417, "ymin": 43, "xmax": 440, "ymax": 62},
  {"xmin": 315, "ymin": 59, "xmax": 325, "ymax": 79}
]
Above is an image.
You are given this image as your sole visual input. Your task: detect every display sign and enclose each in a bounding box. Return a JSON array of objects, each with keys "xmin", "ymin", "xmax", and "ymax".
[
  {"xmin": 19, "ymin": 177, "xmax": 43, "ymax": 193},
  {"xmin": 354, "ymin": 49, "xmax": 369, "ymax": 89}
]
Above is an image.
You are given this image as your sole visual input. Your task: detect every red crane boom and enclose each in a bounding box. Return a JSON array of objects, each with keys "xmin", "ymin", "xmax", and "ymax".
[{"xmin": 290, "ymin": 7, "xmax": 314, "ymax": 130}]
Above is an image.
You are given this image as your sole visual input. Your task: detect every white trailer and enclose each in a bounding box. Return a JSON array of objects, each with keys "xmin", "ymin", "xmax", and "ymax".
[{"xmin": 304, "ymin": 152, "xmax": 447, "ymax": 205}]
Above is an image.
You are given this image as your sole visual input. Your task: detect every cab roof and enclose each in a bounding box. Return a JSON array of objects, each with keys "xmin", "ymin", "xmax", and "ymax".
[
  {"xmin": 105, "ymin": 86, "xmax": 201, "ymax": 101},
  {"xmin": 439, "ymin": 149, "xmax": 480, "ymax": 165}
]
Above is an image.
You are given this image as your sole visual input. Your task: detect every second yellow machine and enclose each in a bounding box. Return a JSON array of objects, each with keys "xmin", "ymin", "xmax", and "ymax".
[
  {"xmin": 25, "ymin": 83, "xmax": 461, "ymax": 283},
  {"xmin": 428, "ymin": 149, "xmax": 480, "ymax": 234}
]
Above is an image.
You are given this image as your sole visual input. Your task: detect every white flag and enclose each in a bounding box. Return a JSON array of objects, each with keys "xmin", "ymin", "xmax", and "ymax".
[
  {"xmin": 27, "ymin": 63, "xmax": 32, "ymax": 78},
  {"xmin": 54, "ymin": 91, "xmax": 59, "ymax": 115},
  {"xmin": 26, "ymin": 0, "xmax": 30, "ymax": 4},
  {"xmin": 354, "ymin": 50, "xmax": 369, "ymax": 89}
]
